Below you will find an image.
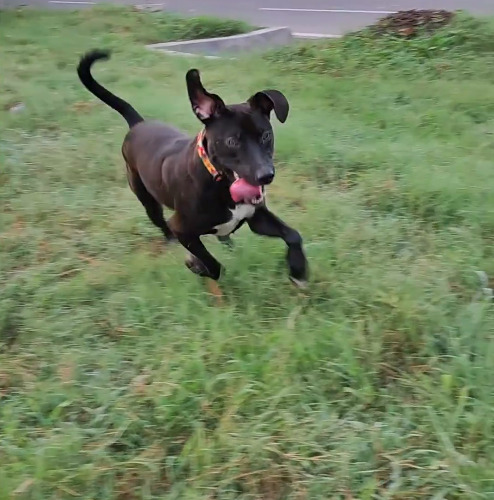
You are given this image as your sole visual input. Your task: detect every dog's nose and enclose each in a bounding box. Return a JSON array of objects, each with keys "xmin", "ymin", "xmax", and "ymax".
[{"xmin": 256, "ymin": 171, "xmax": 275, "ymax": 185}]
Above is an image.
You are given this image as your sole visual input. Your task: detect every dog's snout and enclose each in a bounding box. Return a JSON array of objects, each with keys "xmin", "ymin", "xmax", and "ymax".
[{"xmin": 256, "ymin": 170, "xmax": 275, "ymax": 186}]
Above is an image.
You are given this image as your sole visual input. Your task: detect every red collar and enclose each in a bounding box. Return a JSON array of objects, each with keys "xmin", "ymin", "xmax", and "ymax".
[{"xmin": 196, "ymin": 130, "xmax": 222, "ymax": 181}]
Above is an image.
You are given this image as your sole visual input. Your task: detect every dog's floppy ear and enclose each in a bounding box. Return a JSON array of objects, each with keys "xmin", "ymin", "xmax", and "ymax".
[
  {"xmin": 248, "ymin": 89, "xmax": 289, "ymax": 123},
  {"xmin": 186, "ymin": 69, "xmax": 226, "ymax": 122}
]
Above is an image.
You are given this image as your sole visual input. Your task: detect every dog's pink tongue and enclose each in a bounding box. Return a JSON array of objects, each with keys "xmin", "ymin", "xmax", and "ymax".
[{"xmin": 229, "ymin": 178, "xmax": 262, "ymax": 203}]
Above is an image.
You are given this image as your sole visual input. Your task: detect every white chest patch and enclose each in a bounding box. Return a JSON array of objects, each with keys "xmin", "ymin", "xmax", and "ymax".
[{"xmin": 213, "ymin": 204, "xmax": 256, "ymax": 236}]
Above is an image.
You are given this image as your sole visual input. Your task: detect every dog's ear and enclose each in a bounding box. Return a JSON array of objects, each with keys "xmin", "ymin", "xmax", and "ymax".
[
  {"xmin": 186, "ymin": 69, "xmax": 225, "ymax": 122},
  {"xmin": 248, "ymin": 89, "xmax": 289, "ymax": 123}
]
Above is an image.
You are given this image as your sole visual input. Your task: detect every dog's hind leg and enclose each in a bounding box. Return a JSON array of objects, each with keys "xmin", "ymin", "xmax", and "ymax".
[
  {"xmin": 176, "ymin": 234, "xmax": 223, "ymax": 281},
  {"xmin": 127, "ymin": 168, "xmax": 175, "ymax": 241},
  {"xmin": 165, "ymin": 215, "xmax": 223, "ymax": 280}
]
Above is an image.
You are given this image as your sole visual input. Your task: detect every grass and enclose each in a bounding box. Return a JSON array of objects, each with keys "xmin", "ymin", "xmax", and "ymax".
[{"xmin": 1, "ymin": 5, "xmax": 494, "ymax": 499}]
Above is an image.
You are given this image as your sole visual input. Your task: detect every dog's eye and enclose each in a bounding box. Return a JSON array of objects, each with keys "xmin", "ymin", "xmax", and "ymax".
[
  {"xmin": 260, "ymin": 131, "xmax": 272, "ymax": 144},
  {"xmin": 225, "ymin": 137, "xmax": 240, "ymax": 148}
]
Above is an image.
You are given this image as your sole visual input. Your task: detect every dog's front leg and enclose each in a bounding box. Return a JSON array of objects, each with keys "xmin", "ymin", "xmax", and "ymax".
[
  {"xmin": 248, "ymin": 207, "xmax": 308, "ymax": 287},
  {"xmin": 217, "ymin": 235, "xmax": 235, "ymax": 250},
  {"xmin": 176, "ymin": 234, "xmax": 223, "ymax": 280}
]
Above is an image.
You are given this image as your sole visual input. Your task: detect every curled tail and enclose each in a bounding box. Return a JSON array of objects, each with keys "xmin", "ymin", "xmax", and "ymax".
[{"xmin": 77, "ymin": 49, "xmax": 143, "ymax": 128}]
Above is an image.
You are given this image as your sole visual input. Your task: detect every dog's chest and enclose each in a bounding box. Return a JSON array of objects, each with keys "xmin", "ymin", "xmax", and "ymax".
[{"xmin": 213, "ymin": 204, "xmax": 256, "ymax": 236}]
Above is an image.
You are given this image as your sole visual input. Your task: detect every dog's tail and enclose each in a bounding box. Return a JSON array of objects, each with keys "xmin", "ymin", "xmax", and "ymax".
[{"xmin": 77, "ymin": 49, "xmax": 144, "ymax": 128}]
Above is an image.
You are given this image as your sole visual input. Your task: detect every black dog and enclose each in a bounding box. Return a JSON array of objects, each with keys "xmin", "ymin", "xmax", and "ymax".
[{"xmin": 77, "ymin": 50, "xmax": 308, "ymax": 286}]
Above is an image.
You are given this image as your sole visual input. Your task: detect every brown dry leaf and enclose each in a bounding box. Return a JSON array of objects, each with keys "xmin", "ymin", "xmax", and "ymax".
[
  {"xmin": 289, "ymin": 198, "xmax": 306, "ymax": 209},
  {"xmin": 58, "ymin": 362, "xmax": 75, "ymax": 385},
  {"xmin": 6, "ymin": 102, "xmax": 25, "ymax": 113},
  {"xmin": 77, "ymin": 253, "xmax": 100, "ymax": 266},
  {"xmin": 382, "ymin": 178, "xmax": 397, "ymax": 192},
  {"xmin": 13, "ymin": 478, "xmax": 34, "ymax": 496},
  {"xmin": 130, "ymin": 373, "xmax": 150, "ymax": 396},
  {"xmin": 36, "ymin": 240, "xmax": 52, "ymax": 263},
  {"xmin": 58, "ymin": 268, "xmax": 82, "ymax": 279},
  {"xmin": 399, "ymin": 26, "xmax": 415, "ymax": 37},
  {"xmin": 286, "ymin": 305, "xmax": 303, "ymax": 330},
  {"xmin": 12, "ymin": 218, "xmax": 26, "ymax": 232},
  {"xmin": 115, "ymin": 471, "xmax": 140, "ymax": 500},
  {"xmin": 57, "ymin": 485, "xmax": 80, "ymax": 497},
  {"xmin": 207, "ymin": 280, "xmax": 224, "ymax": 307},
  {"xmin": 339, "ymin": 179, "xmax": 352, "ymax": 191},
  {"xmin": 70, "ymin": 101, "xmax": 96, "ymax": 113},
  {"xmin": 373, "ymin": 9, "xmax": 453, "ymax": 37},
  {"xmin": 2, "ymin": 218, "xmax": 26, "ymax": 239},
  {"xmin": 0, "ymin": 372, "xmax": 10, "ymax": 389},
  {"xmin": 137, "ymin": 442, "xmax": 165, "ymax": 461},
  {"xmin": 148, "ymin": 238, "xmax": 166, "ymax": 255}
]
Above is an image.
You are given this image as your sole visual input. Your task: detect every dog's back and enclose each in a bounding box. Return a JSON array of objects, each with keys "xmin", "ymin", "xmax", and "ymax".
[{"xmin": 123, "ymin": 121, "xmax": 194, "ymax": 209}]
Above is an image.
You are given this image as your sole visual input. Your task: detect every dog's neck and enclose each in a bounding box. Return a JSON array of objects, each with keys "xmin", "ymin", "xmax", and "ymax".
[
  {"xmin": 189, "ymin": 136, "xmax": 235, "ymax": 207},
  {"xmin": 190, "ymin": 132, "xmax": 232, "ymax": 201},
  {"xmin": 196, "ymin": 130, "xmax": 222, "ymax": 182}
]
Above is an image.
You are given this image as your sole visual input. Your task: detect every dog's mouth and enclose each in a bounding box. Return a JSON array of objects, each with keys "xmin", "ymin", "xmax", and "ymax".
[{"xmin": 229, "ymin": 173, "xmax": 264, "ymax": 205}]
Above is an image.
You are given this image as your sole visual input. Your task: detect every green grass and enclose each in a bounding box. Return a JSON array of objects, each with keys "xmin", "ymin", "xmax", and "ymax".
[{"xmin": 1, "ymin": 6, "xmax": 494, "ymax": 499}]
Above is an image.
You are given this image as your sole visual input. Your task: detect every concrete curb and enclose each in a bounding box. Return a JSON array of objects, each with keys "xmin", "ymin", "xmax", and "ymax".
[
  {"xmin": 146, "ymin": 26, "xmax": 293, "ymax": 58},
  {"xmin": 293, "ymin": 33, "xmax": 342, "ymax": 39}
]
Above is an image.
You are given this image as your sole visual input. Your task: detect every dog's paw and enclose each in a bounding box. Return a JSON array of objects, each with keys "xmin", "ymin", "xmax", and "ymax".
[
  {"xmin": 288, "ymin": 264, "xmax": 308, "ymax": 287},
  {"xmin": 289, "ymin": 276, "xmax": 308, "ymax": 290},
  {"xmin": 287, "ymin": 248, "xmax": 308, "ymax": 285},
  {"xmin": 185, "ymin": 256, "xmax": 222, "ymax": 280},
  {"xmin": 217, "ymin": 235, "xmax": 235, "ymax": 249},
  {"xmin": 164, "ymin": 233, "xmax": 178, "ymax": 244},
  {"xmin": 185, "ymin": 255, "xmax": 209, "ymax": 276}
]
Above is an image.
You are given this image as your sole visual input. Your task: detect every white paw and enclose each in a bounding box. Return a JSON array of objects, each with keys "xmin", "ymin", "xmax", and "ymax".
[{"xmin": 290, "ymin": 277, "xmax": 308, "ymax": 289}]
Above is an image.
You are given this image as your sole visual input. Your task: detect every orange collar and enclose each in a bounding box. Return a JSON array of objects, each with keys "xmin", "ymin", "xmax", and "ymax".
[{"xmin": 196, "ymin": 129, "xmax": 222, "ymax": 181}]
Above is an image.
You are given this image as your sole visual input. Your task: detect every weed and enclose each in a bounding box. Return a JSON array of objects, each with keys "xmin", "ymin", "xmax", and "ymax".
[{"xmin": 1, "ymin": 7, "xmax": 494, "ymax": 499}]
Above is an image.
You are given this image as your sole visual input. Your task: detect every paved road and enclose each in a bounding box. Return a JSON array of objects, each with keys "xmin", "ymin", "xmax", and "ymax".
[
  {"xmin": 159, "ymin": 0, "xmax": 494, "ymax": 36},
  {"xmin": 2, "ymin": 0, "xmax": 493, "ymax": 36}
]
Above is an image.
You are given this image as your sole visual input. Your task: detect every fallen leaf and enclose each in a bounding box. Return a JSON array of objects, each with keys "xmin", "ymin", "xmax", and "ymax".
[
  {"xmin": 58, "ymin": 362, "xmax": 75, "ymax": 385},
  {"xmin": 207, "ymin": 280, "xmax": 224, "ymax": 306},
  {"xmin": 8, "ymin": 102, "xmax": 25, "ymax": 113},
  {"xmin": 130, "ymin": 374, "xmax": 150, "ymax": 396},
  {"xmin": 13, "ymin": 479, "xmax": 34, "ymax": 496},
  {"xmin": 70, "ymin": 101, "xmax": 96, "ymax": 113}
]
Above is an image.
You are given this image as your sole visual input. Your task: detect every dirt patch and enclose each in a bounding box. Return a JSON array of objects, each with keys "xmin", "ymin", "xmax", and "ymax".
[{"xmin": 372, "ymin": 9, "xmax": 455, "ymax": 38}]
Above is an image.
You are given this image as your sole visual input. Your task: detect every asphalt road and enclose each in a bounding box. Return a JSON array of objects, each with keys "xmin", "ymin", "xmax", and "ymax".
[{"xmin": 2, "ymin": 0, "xmax": 493, "ymax": 36}]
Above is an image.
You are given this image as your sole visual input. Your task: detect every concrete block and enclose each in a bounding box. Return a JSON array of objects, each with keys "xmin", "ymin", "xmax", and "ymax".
[{"xmin": 146, "ymin": 27, "xmax": 293, "ymax": 57}]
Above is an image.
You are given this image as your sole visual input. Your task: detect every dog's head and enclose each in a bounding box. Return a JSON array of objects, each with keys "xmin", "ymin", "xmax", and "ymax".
[{"xmin": 186, "ymin": 69, "xmax": 289, "ymax": 194}]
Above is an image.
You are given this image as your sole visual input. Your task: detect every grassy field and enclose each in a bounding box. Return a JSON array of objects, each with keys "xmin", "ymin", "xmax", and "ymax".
[{"xmin": 1, "ymin": 6, "xmax": 494, "ymax": 499}]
